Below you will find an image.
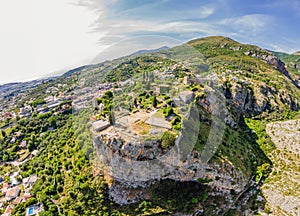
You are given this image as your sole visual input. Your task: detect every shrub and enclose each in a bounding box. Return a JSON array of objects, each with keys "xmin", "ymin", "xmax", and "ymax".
[
  {"xmin": 197, "ymin": 178, "xmax": 213, "ymax": 184},
  {"xmin": 161, "ymin": 131, "xmax": 176, "ymax": 149},
  {"xmin": 163, "ymin": 107, "xmax": 174, "ymax": 117}
]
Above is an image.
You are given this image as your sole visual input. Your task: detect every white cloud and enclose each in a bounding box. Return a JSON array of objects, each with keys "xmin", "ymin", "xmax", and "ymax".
[
  {"xmin": 81, "ymin": 0, "xmax": 274, "ymax": 49},
  {"xmin": 218, "ymin": 14, "xmax": 272, "ymax": 35},
  {"xmin": 199, "ymin": 6, "xmax": 215, "ymax": 18},
  {"xmin": 78, "ymin": 0, "xmax": 219, "ymax": 44},
  {"xmin": 93, "ymin": 18, "xmax": 222, "ymax": 46},
  {"xmin": 0, "ymin": 0, "xmax": 104, "ymax": 84},
  {"xmin": 1, "ymin": 0, "xmax": 297, "ymax": 84}
]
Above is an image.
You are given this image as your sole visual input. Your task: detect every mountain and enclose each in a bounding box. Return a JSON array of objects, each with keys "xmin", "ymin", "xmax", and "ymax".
[
  {"xmin": 0, "ymin": 77, "xmax": 56, "ymax": 100},
  {"xmin": 130, "ymin": 46, "xmax": 169, "ymax": 55},
  {"xmin": 267, "ymin": 50, "xmax": 289, "ymax": 59},
  {"xmin": 0, "ymin": 36, "xmax": 299, "ymax": 215},
  {"xmin": 293, "ymin": 51, "xmax": 300, "ymax": 55},
  {"xmin": 74, "ymin": 36, "xmax": 300, "ymax": 214},
  {"xmin": 271, "ymin": 50, "xmax": 300, "ymax": 78}
]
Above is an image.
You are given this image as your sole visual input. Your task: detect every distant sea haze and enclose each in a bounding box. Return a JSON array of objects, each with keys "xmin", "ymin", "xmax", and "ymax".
[
  {"xmin": 0, "ymin": 67, "xmax": 69, "ymax": 85},
  {"xmin": 0, "ymin": 76, "xmax": 44, "ymax": 85}
]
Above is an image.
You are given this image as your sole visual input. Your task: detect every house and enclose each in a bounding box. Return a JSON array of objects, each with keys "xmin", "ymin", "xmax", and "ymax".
[
  {"xmin": 47, "ymin": 100, "xmax": 61, "ymax": 109},
  {"xmin": 10, "ymin": 172, "xmax": 20, "ymax": 186},
  {"xmin": 36, "ymin": 104, "xmax": 43, "ymax": 111},
  {"xmin": 98, "ymin": 103, "xmax": 104, "ymax": 113},
  {"xmin": 13, "ymin": 197, "xmax": 23, "ymax": 205},
  {"xmin": 19, "ymin": 106, "xmax": 32, "ymax": 118},
  {"xmin": 178, "ymin": 90, "xmax": 194, "ymax": 104},
  {"xmin": 31, "ymin": 150, "xmax": 39, "ymax": 156},
  {"xmin": 44, "ymin": 95, "xmax": 55, "ymax": 103},
  {"xmin": 61, "ymin": 104, "xmax": 70, "ymax": 111},
  {"xmin": 0, "ymin": 197, "xmax": 6, "ymax": 208},
  {"xmin": 92, "ymin": 120, "xmax": 111, "ymax": 132},
  {"xmin": 2, "ymin": 182, "xmax": 9, "ymax": 195},
  {"xmin": 23, "ymin": 175, "xmax": 38, "ymax": 189},
  {"xmin": 46, "ymin": 87, "xmax": 58, "ymax": 94},
  {"xmin": 3, "ymin": 112, "xmax": 11, "ymax": 119},
  {"xmin": 48, "ymin": 127, "xmax": 54, "ymax": 132},
  {"xmin": 10, "ymin": 137, "xmax": 16, "ymax": 144},
  {"xmin": 145, "ymin": 111, "xmax": 172, "ymax": 130},
  {"xmin": 22, "ymin": 193, "xmax": 32, "ymax": 202},
  {"xmin": 20, "ymin": 141, "xmax": 27, "ymax": 149},
  {"xmin": 14, "ymin": 132, "xmax": 21, "ymax": 137},
  {"xmin": 2, "ymin": 205, "xmax": 14, "ymax": 216},
  {"xmin": 183, "ymin": 76, "xmax": 192, "ymax": 85},
  {"xmin": 26, "ymin": 203, "xmax": 43, "ymax": 216},
  {"xmin": 5, "ymin": 186, "xmax": 20, "ymax": 201}
]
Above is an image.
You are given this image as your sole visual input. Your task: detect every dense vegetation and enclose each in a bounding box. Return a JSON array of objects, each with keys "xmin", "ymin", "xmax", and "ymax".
[{"xmin": 1, "ymin": 36, "xmax": 300, "ymax": 215}]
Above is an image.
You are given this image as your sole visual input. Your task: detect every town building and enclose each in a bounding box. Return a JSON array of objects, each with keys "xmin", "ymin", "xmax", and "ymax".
[
  {"xmin": 5, "ymin": 186, "xmax": 20, "ymax": 201},
  {"xmin": 26, "ymin": 203, "xmax": 43, "ymax": 216},
  {"xmin": 178, "ymin": 90, "xmax": 194, "ymax": 104},
  {"xmin": 92, "ymin": 120, "xmax": 111, "ymax": 132}
]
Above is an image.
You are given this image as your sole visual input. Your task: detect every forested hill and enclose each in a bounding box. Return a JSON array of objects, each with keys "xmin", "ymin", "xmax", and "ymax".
[{"xmin": 0, "ymin": 36, "xmax": 299, "ymax": 215}]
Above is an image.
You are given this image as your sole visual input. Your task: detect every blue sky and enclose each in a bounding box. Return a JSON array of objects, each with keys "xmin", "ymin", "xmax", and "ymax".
[
  {"xmin": 84, "ymin": 0, "xmax": 300, "ymax": 52},
  {"xmin": 1, "ymin": 0, "xmax": 300, "ymax": 84}
]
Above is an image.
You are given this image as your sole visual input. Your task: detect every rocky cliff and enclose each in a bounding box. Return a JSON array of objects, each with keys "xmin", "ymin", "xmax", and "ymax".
[{"xmin": 84, "ymin": 36, "xmax": 300, "ymax": 214}]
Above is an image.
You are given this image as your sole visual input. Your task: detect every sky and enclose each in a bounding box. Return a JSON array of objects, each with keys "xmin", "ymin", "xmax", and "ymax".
[{"xmin": 1, "ymin": 0, "xmax": 300, "ymax": 84}]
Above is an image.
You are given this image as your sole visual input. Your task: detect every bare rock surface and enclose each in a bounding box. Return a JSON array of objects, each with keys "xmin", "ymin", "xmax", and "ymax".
[
  {"xmin": 263, "ymin": 119, "xmax": 300, "ymax": 215},
  {"xmin": 266, "ymin": 119, "xmax": 300, "ymax": 155}
]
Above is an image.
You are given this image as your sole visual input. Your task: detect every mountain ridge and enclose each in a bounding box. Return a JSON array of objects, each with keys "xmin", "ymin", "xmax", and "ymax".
[{"xmin": 0, "ymin": 36, "xmax": 299, "ymax": 215}]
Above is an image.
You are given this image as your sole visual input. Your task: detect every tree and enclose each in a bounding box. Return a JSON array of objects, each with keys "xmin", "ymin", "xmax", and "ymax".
[
  {"xmin": 149, "ymin": 71, "xmax": 155, "ymax": 82},
  {"xmin": 133, "ymin": 98, "xmax": 138, "ymax": 106},
  {"xmin": 48, "ymin": 116, "xmax": 57, "ymax": 128},
  {"xmin": 255, "ymin": 163, "xmax": 271, "ymax": 182},
  {"xmin": 142, "ymin": 72, "xmax": 146, "ymax": 82},
  {"xmin": 104, "ymin": 91, "xmax": 113, "ymax": 99},
  {"xmin": 2, "ymin": 154, "xmax": 9, "ymax": 162},
  {"xmin": 108, "ymin": 112, "xmax": 115, "ymax": 125},
  {"xmin": 27, "ymin": 142, "xmax": 36, "ymax": 152},
  {"xmin": 1, "ymin": 130, "xmax": 6, "ymax": 138},
  {"xmin": 152, "ymin": 96, "xmax": 158, "ymax": 108}
]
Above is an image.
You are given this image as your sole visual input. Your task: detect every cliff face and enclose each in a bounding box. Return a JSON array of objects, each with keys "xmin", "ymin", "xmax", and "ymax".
[
  {"xmin": 244, "ymin": 49, "xmax": 300, "ymax": 92},
  {"xmin": 223, "ymin": 78, "xmax": 299, "ymax": 117},
  {"xmin": 244, "ymin": 49, "xmax": 289, "ymax": 76},
  {"xmin": 85, "ymin": 36, "xmax": 300, "ymax": 214},
  {"xmin": 192, "ymin": 37, "xmax": 300, "ymax": 115}
]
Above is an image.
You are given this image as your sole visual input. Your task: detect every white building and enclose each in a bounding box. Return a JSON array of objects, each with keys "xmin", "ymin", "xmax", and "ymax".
[
  {"xmin": 26, "ymin": 203, "xmax": 43, "ymax": 216},
  {"xmin": 178, "ymin": 90, "xmax": 194, "ymax": 104},
  {"xmin": 92, "ymin": 120, "xmax": 111, "ymax": 132}
]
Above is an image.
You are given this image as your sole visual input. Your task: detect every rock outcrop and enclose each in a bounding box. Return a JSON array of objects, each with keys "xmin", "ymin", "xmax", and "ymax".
[
  {"xmin": 244, "ymin": 50, "xmax": 289, "ymax": 76},
  {"xmin": 244, "ymin": 49, "xmax": 300, "ymax": 90}
]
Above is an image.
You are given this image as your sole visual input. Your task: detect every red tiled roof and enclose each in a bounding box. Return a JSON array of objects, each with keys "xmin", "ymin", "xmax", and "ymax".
[
  {"xmin": 23, "ymin": 193, "xmax": 32, "ymax": 202},
  {"xmin": 5, "ymin": 186, "xmax": 20, "ymax": 199},
  {"xmin": 13, "ymin": 197, "xmax": 23, "ymax": 205},
  {"xmin": 4, "ymin": 205, "xmax": 14, "ymax": 214},
  {"xmin": 2, "ymin": 182, "xmax": 9, "ymax": 190},
  {"xmin": 2, "ymin": 182, "xmax": 9, "ymax": 193}
]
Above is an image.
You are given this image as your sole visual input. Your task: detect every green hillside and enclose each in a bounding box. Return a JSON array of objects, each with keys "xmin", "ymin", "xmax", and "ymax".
[
  {"xmin": 272, "ymin": 50, "xmax": 300, "ymax": 76},
  {"xmin": 0, "ymin": 36, "xmax": 299, "ymax": 215}
]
